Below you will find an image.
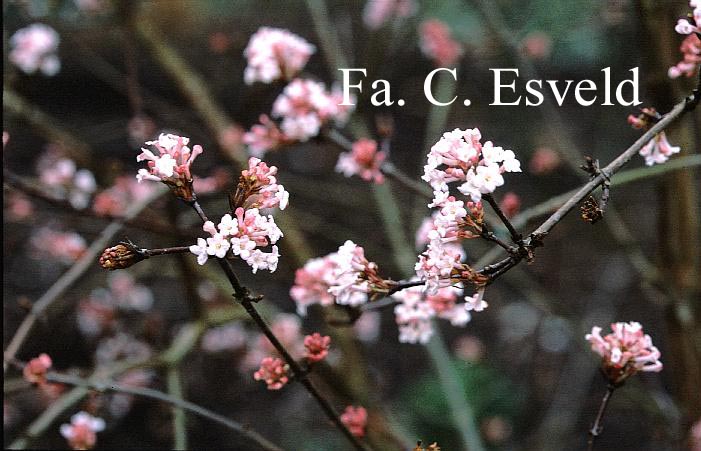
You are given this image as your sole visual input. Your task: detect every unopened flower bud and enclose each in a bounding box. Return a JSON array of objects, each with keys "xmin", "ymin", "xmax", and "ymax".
[{"xmin": 99, "ymin": 243, "xmax": 145, "ymax": 270}]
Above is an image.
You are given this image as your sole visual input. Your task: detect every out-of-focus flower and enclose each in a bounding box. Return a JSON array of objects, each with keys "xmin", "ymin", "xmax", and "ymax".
[
  {"xmin": 340, "ymin": 406, "xmax": 368, "ymax": 438},
  {"xmin": 674, "ymin": 2, "xmax": 701, "ymax": 35},
  {"xmin": 253, "ymin": 357, "xmax": 290, "ymax": 390},
  {"xmin": 95, "ymin": 333, "xmax": 152, "ymax": 367},
  {"xmin": 363, "ymin": 0, "xmax": 416, "ymax": 30},
  {"xmin": 454, "ymin": 335, "xmax": 485, "ymax": 362},
  {"xmin": 529, "ymin": 147, "xmax": 561, "ymax": 175},
  {"xmin": 690, "ymin": 418, "xmax": 701, "ymax": 451},
  {"xmin": 209, "ymin": 31, "xmax": 231, "ymax": 54},
  {"xmin": 668, "ymin": 34, "xmax": 701, "ymax": 79},
  {"xmin": 105, "ymin": 369, "xmax": 154, "ymax": 419},
  {"xmin": 304, "ymin": 333, "xmax": 331, "ymax": 363},
  {"xmin": 353, "ymin": 311, "xmax": 381, "ymax": 343},
  {"xmin": 23, "ymin": 354, "xmax": 52, "ymax": 384},
  {"xmin": 60, "ymin": 411, "xmax": 105, "ymax": 450},
  {"xmin": 498, "ymin": 192, "xmax": 521, "ymax": 218},
  {"xmin": 126, "ymin": 115, "xmax": 157, "ymax": 147},
  {"xmin": 243, "ymin": 27, "xmax": 315, "ymax": 85},
  {"xmin": 77, "ymin": 296, "xmax": 116, "ymax": 338},
  {"xmin": 37, "ymin": 155, "xmax": 96, "ymax": 209},
  {"xmin": 9, "ymin": 24, "xmax": 60, "ymax": 76},
  {"xmin": 419, "ymin": 20, "xmax": 463, "ymax": 67},
  {"xmin": 218, "ymin": 124, "xmax": 245, "ymax": 157},
  {"xmin": 520, "ymin": 31, "xmax": 552, "ymax": 60},
  {"xmin": 92, "ymin": 176, "xmax": 154, "ymax": 217},
  {"xmin": 5, "ymin": 192, "xmax": 34, "ymax": 221},
  {"xmin": 290, "ymin": 255, "xmax": 339, "ymax": 315},
  {"xmin": 136, "ymin": 133, "xmax": 203, "ymax": 201},
  {"xmin": 244, "ymin": 115, "xmax": 290, "ymax": 157},
  {"xmin": 201, "ymin": 322, "xmax": 247, "ymax": 354},
  {"xmin": 31, "ymin": 228, "xmax": 87, "ymax": 264},
  {"xmin": 585, "ymin": 321, "xmax": 663, "ymax": 384},
  {"xmin": 481, "ymin": 416, "xmax": 513, "ymax": 445},
  {"xmin": 262, "ymin": 314, "xmax": 304, "ymax": 357},
  {"xmin": 335, "ymin": 138, "xmax": 386, "ymax": 184}
]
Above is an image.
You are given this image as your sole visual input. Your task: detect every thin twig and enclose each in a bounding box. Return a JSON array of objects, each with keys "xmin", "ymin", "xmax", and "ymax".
[
  {"xmin": 44, "ymin": 372, "xmax": 284, "ymax": 451},
  {"xmin": 587, "ymin": 384, "xmax": 616, "ymax": 451},
  {"xmin": 482, "ymin": 193, "xmax": 523, "ymax": 246}
]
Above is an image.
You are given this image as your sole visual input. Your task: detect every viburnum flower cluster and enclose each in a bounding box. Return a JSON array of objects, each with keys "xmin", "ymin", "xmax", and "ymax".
[
  {"xmin": 245, "ymin": 79, "xmax": 353, "ymax": 156},
  {"xmin": 423, "ymin": 128, "xmax": 521, "ymax": 206},
  {"xmin": 189, "ymin": 157, "xmax": 287, "ymax": 273},
  {"xmin": 243, "ymin": 27, "xmax": 315, "ymax": 85},
  {"xmin": 253, "ymin": 357, "xmax": 290, "ymax": 390},
  {"xmin": 290, "ymin": 254, "xmax": 339, "ymax": 315},
  {"xmin": 670, "ymin": 1, "xmax": 701, "ymax": 79},
  {"xmin": 60, "ymin": 411, "xmax": 105, "ymax": 450},
  {"xmin": 393, "ymin": 286, "xmax": 470, "ymax": 344},
  {"xmin": 586, "ymin": 321, "xmax": 663, "ymax": 385},
  {"xmin": 627, "ymin": 108, "xmax": 681, "ymax": 166},
  {"xmin": 327, "ymin": 241, "xmax": 394, "ymax": 307},
  {"xmin": 335, "ymin": 138, "xmax": 386, "ymax": 184},
  {"xmin": 9, "ymin": 23, "xmax": 61, "ymax": 76},
  {"xmin": 136, "ymin": 133, "xmax": 203, "ymax": 201},
  {"xmin": 303, "ymin": 333, "xmax": 332, "ymax": 363}
]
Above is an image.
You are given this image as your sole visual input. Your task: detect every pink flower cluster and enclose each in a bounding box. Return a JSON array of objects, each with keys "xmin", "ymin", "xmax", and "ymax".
[
  {"xmin": 669, "ymin": 34, "xmax": 701, "ymax": 79},
  {"xmin": 628, "ymin": 109, "xmax": 681, "ymax": 166},
  {"xmin": 363, "ymin": 0, "xmax": 416, "ymax": 30},
  {"xmin": 9, "ymin": 23, "xmax": 60, "ymax": 76},
  {"xmin": 586, "ymin": 322, "xmax": 663, "ymax": 383},
  {"xmin": 243, "ymin": 27, "xmax": 315, "ymax": 85},
  {"xmin": 92, "ymin": 176, "xmax": 154, "ymax": 216},
  {"xmin": 136, "ymin": 133, "xmax": 203, "ymax": 187},
  {"xmin": 335, "ymin": 138, "xmax": 386, "ymax": 184},
  {"xmin": 290, "ymin": 255, "xmax": 339, "ymax": 315},
  {"xmin": 674, "ymin": 1, "xmax": 701, "ymax": 36},
  {"xmin": 37, "ymin": 155, "xmax": 96, "ymax": 209},
  {"xmin": 189, "ymin": 158, "xmax": 286, "ymax": 273},
  {"xmin": 245, "ymin": 79, "xmax": 353, "ymax": 156},
  {"xmin": 253, "ymin": 357, "xmax": 290, "ymax": 390},
  {"xmin": 23, "ymin": 353, "xmax": 52, "ymax": 384},
  {"xmin": 30, "ymin": 227, "xmax": 87, "ymax": 264},
  {"xmin": 419, "ymin": 19, "xmax": 463, "ymax": 67},
  {"xmin": 327, "ymin": 241, "xmax": 379, "ymax": 307},
  {"xmin": 303, "ymin": 333, "xmax": 331, "ymax": 363},
  {"xmin": 393, "ymin": 286, "xmax": 470, "ymax": 344},
  {"xmin": 423, "ymin": 128, "xmax": 521, "ymax": 206},
  {"xmin": 60, "ymin": 411, "xmax": 105, "ymax": 450},
  {"xmin": 340, "ymin": 406, "xmax": 368, "ymax": 438}
]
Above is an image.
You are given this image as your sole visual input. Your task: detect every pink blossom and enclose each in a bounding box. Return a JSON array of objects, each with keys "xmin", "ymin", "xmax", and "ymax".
[
  {"xmin": 218, "ymin": 124, "xmax": 244, "ymax": 156},
  {"xmin": 253, "ymin": 357, "xmax": 290, "ymax": 390},
  {"xmin": 244, "ymin": 115, "xmax": 289, "ymax": 157},
  {"xmin": 520, "ymin": 31, "xmax": 552, "ymax": 60},
  {"xmin": 393, "ymin": 288, "xmax": 436, "ymax": 344},
  {"xmin": 419, "ymin": 20, "xmax": 463, "ymax": 67},
  {"xmin": 529, "ymin": 147, "xmax": 561, "ymax": 175},
  {"xmin": 243, "ymin": 27, "xmax": 315, "ymax": 85},
  {"xmin": 335, "ymin": 138, "xmax": 386, "ymax": 184},
  {"xmin": 60, "ymin": 411, "xmax": 105, "ymax": 450},
  {"xmin": 465, "ymin": 288, "xmax": 488, "ymax": 312},
  {"xmin": 93, "ymin": 176, "xmax": 154, "ymax": 216},
  {"xmin": 290, "ymin": 255, "xmax": 339, "ymax": 315},
  {"xmin": 423, "ymin": 128, "xmax": 520, "ymax": 206},
  {"xmin": 585, "ymin": 321, "xmax": 663, "ymax": 384},
  {"xmin": 638, "ymin": 132, "xmax": 681, "ymax": 166},
  {"xmin": 37, "ymin": 155, "xmax": 96, "ymax": 209},
  {"xmin": 136, "ymin": 133, "xmax": 203, "ymax": 199},
  {"xmin": 414, "ymin": 241, "xmax": 464, "ymax": 294},
  {"xmin": 328, "ymin": 241, "xmax": 375, "ymax": 306},
  {"xmin": 77, "ymin": 297, "xmax": 116, "ymax": 337},
  {"xmin": 340, "ymin": 406, "xmax": 368, "ymax": 438},
  {"xmin": 201, "ymin": 322, "xmax": 247, "ymax": 353},
  {"xmin": 23, "ymin": 353, "xmax": 52, "ymax": 384},
  {"xmin": 263, "ymin": 314, "xmax": 304, "ymax": 357},
  {"xmin": 668, "ymin": 33, "xmax": 701, "ymax": 79},
  {"xmin": 428, "ymin": 287, "xmax": 470, "ymax": 326},
  {"xmin": 363, "ymin": 0, "xmax": 416, "ymax": 30},
  {"xmin": 498, "ymin": 192, "xmax": 521, "ymax": 219},
  {"xmin": 674, "ymin": 3, "xmax": 701, "ymax": 35},
  {"xmin": 9, "ymin": 24, "xmax": 60, "ymax": 76},
  {"xmin": 6, "ymin": 192, "xmax": 34, "ymax": 221},
  {"xmin": 304, "ymin": 333, "xmax": 331, "ymax": 363},
  {"xmin": 454, "ymin": 335, "xmax": 485, "ymax": 362},
  {"xmin": 30, "ymin": 227, "xmax": 87, "ymax": 264},
  {"xmin": 271, "ymin": 79, "xmax": 352, "ymax": 142},
  {"xmin": 240, "ymin": 157, "xmax": 290, "ymax": 210},
  {"xmin": 353, "ymin": 311, "xmax": 381, "ymax": 342}
]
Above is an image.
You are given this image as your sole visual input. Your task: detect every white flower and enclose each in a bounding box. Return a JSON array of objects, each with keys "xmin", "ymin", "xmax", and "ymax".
[
  {"xmin": 189, "ymin": 238, "xmax": 209, "ymax": 265},
  {"xmin": 230, "ymin": 235, "xmax": 256, "ymax": 259},
  {"xmin": 206, "ymin": 233, "xmax": 230, "ymax": 258},
  {"xmin": 217, "ymin": 214, "xmax": 238, "ymax": 236},
  {"xmin": 465, "ymin": 288, "xmax": 488, "ymax": 312}
]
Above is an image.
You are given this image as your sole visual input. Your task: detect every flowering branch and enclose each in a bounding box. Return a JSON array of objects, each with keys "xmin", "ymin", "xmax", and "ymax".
[
  {"xmin": 43, "ymin": 371, "xmax": 284, "ymax": 451},
  {"xmin": 186, "ymin": 199, "xmax": 370, "ymax": 451}
]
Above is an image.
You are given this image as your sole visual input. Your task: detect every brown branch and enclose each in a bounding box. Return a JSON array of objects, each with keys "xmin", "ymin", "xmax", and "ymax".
[{"xmin": 587, "ymin": 384, "xmax": 616, "ymax": 451}]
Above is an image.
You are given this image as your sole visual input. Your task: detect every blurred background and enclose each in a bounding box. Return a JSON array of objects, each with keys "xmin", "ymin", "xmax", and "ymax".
[{"xmin": 3, "ymin": 0, "xmax": 700, "ymax": 450}]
